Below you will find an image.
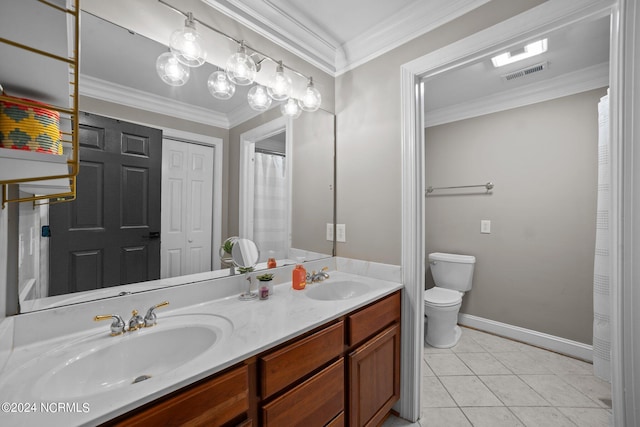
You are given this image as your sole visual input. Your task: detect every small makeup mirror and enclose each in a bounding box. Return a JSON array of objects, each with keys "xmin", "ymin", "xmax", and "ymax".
[{"xmin": 232, "ymin": 238, "xmax": 261, "ymax": 300}]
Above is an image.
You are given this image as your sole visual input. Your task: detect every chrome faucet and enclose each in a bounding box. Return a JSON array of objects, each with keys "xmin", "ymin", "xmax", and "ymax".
[
  {"xmin": 128, "ymin": 309, "xmax": 145, "ymax": 331},
  {"xmin": 307, "ymin": 267, "xmax": 330, "ymax": 283},
  {"xmin": 94, "ymin": 314, "xmax": 126, "ymax": 336},
  {"xmin": 144, "ymin": 301, "xmax": 170, "ymax": 327},
  {"xmin": 94, "ymin": 300, "xmax": 169, "ymax": 336}
]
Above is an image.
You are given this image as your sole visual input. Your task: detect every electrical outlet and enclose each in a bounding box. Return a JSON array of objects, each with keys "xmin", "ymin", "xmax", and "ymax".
[
  {"xmin": 481, "ymin": 219, "xmax": 491, "ymax": 234},
  {"xmin": 336, "ymin": 224, "xmax": 346, "ymax": 242},
  {"xmin": 326, "ymin": 223, "xmax": 334, "ymax": 241}
]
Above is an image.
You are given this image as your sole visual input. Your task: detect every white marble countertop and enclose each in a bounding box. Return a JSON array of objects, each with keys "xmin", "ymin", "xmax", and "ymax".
[{"xmin": 0, "ymin": 265, "xmax": 402, "ymax": 427}]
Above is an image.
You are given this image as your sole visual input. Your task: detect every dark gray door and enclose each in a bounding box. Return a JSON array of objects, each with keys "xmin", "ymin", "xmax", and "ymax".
[{"xmin": 48, "ymin": 112, "xmax": 162, "ymax": 296}]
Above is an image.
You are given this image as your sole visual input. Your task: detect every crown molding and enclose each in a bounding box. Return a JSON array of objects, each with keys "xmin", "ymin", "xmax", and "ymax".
[
  {"xmin": 336, "ymin": 0, "xmax": 491, "ymax": 75},
  {"xmin": 202, "ymin": 0, "xmax": 490, "ymax": 76},
  {"xmin": 79, "ymin": 75, "xmax": 266, "ymax": 129},
  {"xmin": 425, "ymin": 62, "xmax": 609, "ymax": 127},
  {"xmin": 201, "ymin": 0, "xmax": 337, "ymax": 75}
]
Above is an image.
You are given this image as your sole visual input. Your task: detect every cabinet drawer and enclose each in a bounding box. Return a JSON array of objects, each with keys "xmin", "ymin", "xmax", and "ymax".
[
  {"xmin": 327, "ymin": 411, "xmax": 345, "ymax": 427},
  {"xmin": 260, "ymin": 320, "xmax": 344, "ymax": 398},
  {"xmin": 108, "ymin": 364, "xmax": 249, "ymax": 427},
  {"xmin": 348, "ymin": 291, "xmax": 400, "ymax": 347},
  {"xmin": 262, "ymin": 358, "xmax": 344, "ymax": 426}
]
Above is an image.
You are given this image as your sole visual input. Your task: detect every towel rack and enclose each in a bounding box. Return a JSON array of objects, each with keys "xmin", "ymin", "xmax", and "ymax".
[{"xmin": 426, "ymin": 182, "xmax": 494, "ymax": 195}]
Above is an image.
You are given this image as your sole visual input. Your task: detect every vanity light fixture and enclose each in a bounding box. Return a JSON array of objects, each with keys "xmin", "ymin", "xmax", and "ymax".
[
  {"xmin": 226, "ymin": 41, "xmax": 258, "ymax": 86},
  {"xmin": 169, "ymin": 12, "xmax": 206, "ymax": 67},
  {"xmin": 267, "ymin": 61, "xmax": 293, "ymax": 101},
  {"xmin": 155, "ymin": 51, "xmax": 190, "ymax": 86},
  {"xmin": 299, "ymin": 77, "xmax": 322, "ymax": 112},
  {"xmin": 207, "ymin": 70, "xmax": 236, "ymax": 100},
  {"xmin": 491, "ymin": 38, "xmax": 548, "ymax": 67},
  {"xmin": 281, "ymin": 98, "xmax": 302, "ymax": 119},
  {"xmin": 157, "ymin": 0, "xmax": 322, "ymax": 118},
  {"xmin": 247, "ymin": 85, "xmax": 272, "ymax": 111}
]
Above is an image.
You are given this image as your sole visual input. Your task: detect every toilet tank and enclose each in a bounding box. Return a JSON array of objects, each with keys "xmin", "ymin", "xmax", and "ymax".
[{"xmin": 428, "ymin": 252, "xmax": 476, "ymax": 292}]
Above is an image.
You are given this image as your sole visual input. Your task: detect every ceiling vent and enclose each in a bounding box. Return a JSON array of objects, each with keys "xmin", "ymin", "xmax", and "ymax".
[{"xmin": 501, "ymin": 62, "xmax": 548, "ymax": 82}]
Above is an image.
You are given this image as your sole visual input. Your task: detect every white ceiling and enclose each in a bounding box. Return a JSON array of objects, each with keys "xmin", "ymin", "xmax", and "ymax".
[
  {"xmin": 423, "ymin": 15, "xmax": 610, "ymax": 126},
  {"xmin": 78, "ymin": 2, "xmax": 610, "ymax": 128}
]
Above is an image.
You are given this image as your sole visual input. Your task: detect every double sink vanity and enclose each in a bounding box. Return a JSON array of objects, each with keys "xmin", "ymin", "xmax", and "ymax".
[{"xmin": 0, "ymin": 258, "xmax": 402, "ymax": 426}]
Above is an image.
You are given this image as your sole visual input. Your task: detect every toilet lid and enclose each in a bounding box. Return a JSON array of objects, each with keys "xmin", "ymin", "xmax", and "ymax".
[{"xmin": 424, "ymin": 287, "xmax": 462, "ymax": 306}]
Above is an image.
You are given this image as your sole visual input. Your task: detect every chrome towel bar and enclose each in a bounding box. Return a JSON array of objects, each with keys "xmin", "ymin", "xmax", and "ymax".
[{"xmin": 426, "ymin": 182, "xmax": 494, "ymax": 195}]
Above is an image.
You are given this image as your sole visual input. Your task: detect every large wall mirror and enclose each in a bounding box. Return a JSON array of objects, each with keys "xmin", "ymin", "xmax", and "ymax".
[{"xmin": 12, "ymin": 1, "xmax": 335, "ymax": 313}]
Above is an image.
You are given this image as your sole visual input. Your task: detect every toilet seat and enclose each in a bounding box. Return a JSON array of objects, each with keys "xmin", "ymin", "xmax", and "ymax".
[{"xmin": 424, "ymin": 287, "xmax": 462, "ymax": 307}]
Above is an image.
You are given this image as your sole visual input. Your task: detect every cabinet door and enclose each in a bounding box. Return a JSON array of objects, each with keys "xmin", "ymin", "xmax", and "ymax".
[
  {"xmin": 107, "ymin": 365, "xmax": 249, "ymax": 427},
  {"xmin": 348, "ymin": 323, "xmax": 401, "ymax": 427}
]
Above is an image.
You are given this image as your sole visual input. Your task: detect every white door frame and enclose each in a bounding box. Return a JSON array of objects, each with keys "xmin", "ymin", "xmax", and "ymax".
[
  {"xmin": 162, "ymin": 128, "xmax": 223, "ymax": 271},
  {"xmin": 399, "ymin": 0, "xmax": 628, "ymax": 422},
  {"xmin": 239, "ymin": 116, "xmax": 292, "ymax": 246}
]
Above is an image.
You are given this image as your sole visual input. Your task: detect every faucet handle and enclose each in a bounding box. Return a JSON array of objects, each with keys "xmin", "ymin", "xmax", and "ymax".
[
  {"xmin": 94, "ymin": 314, "xmax": 126, "ymax": 336},
  {"xmin": 144, "ymin": 301, "xmax": 169, "ymax": 327},
  {"xmin": 128, "ymin": 309, "xmax": 145, "ymax": 331}
]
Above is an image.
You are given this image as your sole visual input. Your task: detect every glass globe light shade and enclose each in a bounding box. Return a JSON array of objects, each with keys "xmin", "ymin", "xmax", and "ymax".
[
  {"xmin": 225, "ymin": 44, "xmax": 257, "ymax": 86},
  {"xmin": 281, "ymin": 98, "xmax": 302, "ymax": 119},
  {"xmin": 248, "ymin": 85, "xmax": 273, "ymax": 111},
  {"xmin": 207, "ymin": 71, "xmax": 236, "ymax": 100},
  {"xmin": 267, "ymin": 63, "xmax": 292, "ymax": 101},
  {"xmin": 298, "ymin": 78, "xmax": 322, "ymax": 112},
  {"xmin": 169, "ymin": 15, "xmax": 206, "ymax": 67},
  {"xmin": 156, "ymin": 52, "xmax": 190, "ymax": 86}
]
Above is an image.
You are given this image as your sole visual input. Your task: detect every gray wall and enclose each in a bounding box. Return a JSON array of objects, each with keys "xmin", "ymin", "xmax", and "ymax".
[
  {"xmin": 334, "ymin": 0, "xmax": 546, "ymax": 265},
  {"xmin": 424, "ymin": 88, "xmax": 606, "ymax": 344}
]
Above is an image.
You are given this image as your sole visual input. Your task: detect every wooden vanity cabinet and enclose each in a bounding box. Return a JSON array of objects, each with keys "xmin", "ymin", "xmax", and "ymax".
[
  {"xmin": 103, "ymin": 364, "xmax": 250, "ymax": 427},
  {"xmin": 104, "ymin": 290, "xmax": 400, "ymax": 427}
]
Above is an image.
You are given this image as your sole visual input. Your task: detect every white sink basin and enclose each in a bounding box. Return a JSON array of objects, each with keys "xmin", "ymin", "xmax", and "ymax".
[
  {"xmin": 305, "ymin": 280, "xmax": 371, "ymax": 301},
  {"xmin": 24, "ymin": 314, "xmax": 233, "ymax": 400}
]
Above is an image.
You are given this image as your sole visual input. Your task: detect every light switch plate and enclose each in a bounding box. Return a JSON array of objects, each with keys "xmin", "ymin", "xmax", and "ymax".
[
  {"xmin": 336, "ymin": 224, "xmax": 346, "ymax": 242},
  {"xmin": 326, "ymin": 223, "xmax": 334, "ymax": 241},
  {"xmin": 481, "ymin": 220, "xmax": 491, "ymax": 234}
]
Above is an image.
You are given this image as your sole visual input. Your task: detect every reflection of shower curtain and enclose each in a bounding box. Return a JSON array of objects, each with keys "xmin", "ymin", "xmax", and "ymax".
[
  {"xmin": 593, "ymin": 90, "xmax": 611, "ymax": 382},
  {"xmin": 253, "ymin": 152, "xmax": 288, "ymax": 262}
]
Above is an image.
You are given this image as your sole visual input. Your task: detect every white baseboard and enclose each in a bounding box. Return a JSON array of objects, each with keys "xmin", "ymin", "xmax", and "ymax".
[{"xmin": 458, "ymin": 313, "xmax": 593, "ymax": 362}]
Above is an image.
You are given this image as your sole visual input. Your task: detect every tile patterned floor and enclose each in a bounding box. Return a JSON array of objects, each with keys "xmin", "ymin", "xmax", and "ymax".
[{"xmin": 383, "ymin": 327, "xmax": 612, "ymax": 427}]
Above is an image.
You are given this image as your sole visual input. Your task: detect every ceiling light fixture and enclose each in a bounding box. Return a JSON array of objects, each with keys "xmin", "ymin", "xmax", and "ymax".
[
  {"xmin": 156, "ymin": 51, "xmax": 190, "ymax": 86},
  {"xmin": 207, "ymin": 70, "xmax": 236, "ymax": 100},
  {"xmin": 169, "ymin": 12, "xmax": 206, "ymax": 67},
  {"xmin": 491, "ymin": 39, "xmax": 548, "ymax": 68},
  {"xmin": 157, "ymin": 0, "xmax": 322, "ymax": 119}
]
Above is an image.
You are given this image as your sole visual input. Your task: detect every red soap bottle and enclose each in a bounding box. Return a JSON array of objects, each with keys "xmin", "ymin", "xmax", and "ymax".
[{"xmin": 292, "ymin": 261, "xmax": 306, "ymax": 290}]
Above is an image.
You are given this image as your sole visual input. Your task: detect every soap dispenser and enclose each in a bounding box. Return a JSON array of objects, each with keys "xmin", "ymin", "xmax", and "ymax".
[{"xmin": 292, "ymin": 257, "xmax": 306, "ymax": 290}]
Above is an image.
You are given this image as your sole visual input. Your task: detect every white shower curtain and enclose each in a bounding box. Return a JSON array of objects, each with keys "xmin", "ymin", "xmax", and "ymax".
[
  {"xmin": 593, "ymin": 90, "xmax": 611, "ymax": 382},
  {"xmin": 253, "ymin": 152, "xmax": 288, "ymax": 262}
]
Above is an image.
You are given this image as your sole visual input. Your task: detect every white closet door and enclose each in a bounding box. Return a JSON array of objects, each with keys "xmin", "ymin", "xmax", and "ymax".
[{"xmin": 161, "ymin": 139, "xmax": 214, "ymax": 278}]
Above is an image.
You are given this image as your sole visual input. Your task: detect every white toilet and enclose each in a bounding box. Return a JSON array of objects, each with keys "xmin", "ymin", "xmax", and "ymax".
[{"xmin": 424, "ymin": 252, "xmax": 476, "ymax": 348}]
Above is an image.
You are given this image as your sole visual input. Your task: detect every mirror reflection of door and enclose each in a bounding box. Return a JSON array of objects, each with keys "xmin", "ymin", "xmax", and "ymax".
[
  {"xmin": 48, "ymin": 113, "xmax": 162, "ymax": 296},
  {"xmin": 252, "ymin": 132, "xmax": 289, "ymax": 262},
  {"xmin": 161, "ymin": 139, "xmax": 214, "ymax": 278}
]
